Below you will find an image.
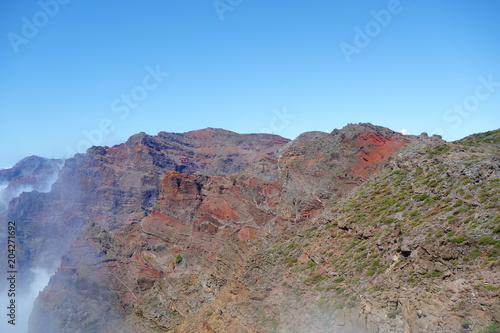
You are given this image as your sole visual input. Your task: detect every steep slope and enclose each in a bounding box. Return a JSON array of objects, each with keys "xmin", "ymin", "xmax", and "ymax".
[
  {"xmin": 27, "ymin": 124, "xmax": 419, "ymax": 332},
  {"xmin": 182, "ymin": 130, "xmax": 499, "ymax": 333},
  {"xmin": 1, "ymin": 129, "xmax": 291, "ymax": 332},
  {"xmin": 1, "ymin": 129, "xmax": 288, "ymax": 273},
  {"xmin": 3, "ymin": 124, "xmax": 496, "ymax": 332},
  {"xmin": 0, "ymin": 156, "xmax": 63, "ymax": 212}
]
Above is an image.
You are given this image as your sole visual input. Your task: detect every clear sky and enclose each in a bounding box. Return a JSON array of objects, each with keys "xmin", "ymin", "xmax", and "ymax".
[{"xmin": 1, "ymin": 0, "xmax": 499, "ymax": 168}]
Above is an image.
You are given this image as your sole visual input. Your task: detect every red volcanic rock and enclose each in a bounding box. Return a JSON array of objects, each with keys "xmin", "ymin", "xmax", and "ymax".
[
  {"xmin": 2, "ymin": 124, "xmax": 426, "ymax": 333},
  {"xmin": 154, "ymin": 168, "xmax": 290, "ymax": 233},
  {"xmin": 352, "ymin": 131, "xmax": 407, "ymax": 177},
  {"xmin": 159, "ymin": 171, "xmax": 203, "ymax": 202},
  {"xmin": 236, "ymin": 227, "xmax": 259, "ymax": 241}
]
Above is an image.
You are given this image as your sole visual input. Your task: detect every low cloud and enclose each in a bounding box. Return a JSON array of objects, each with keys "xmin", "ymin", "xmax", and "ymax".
[
  {"xmin": 0, "ymin": 160, "xmax": 63, "ymax": 212},
  {"xmin": 0, "ymin": 158, "xmax": 64, "ymax": 331},
  {"xmin": 0, "ymin": 260, "xmax": 60, "ymax": 333}
]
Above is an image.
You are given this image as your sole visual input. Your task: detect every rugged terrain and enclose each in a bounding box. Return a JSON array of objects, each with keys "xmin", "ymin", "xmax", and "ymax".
[
  {"xmin": 1, "ymin": 124, "xmax": 498, "ymax": 332},
  {"xmin": 0, "ymin": 155, "xmax": 63, "ymax": 212}
]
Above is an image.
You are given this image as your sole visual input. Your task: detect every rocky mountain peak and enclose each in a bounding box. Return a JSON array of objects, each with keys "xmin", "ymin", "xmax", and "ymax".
[{"xmin": 1, "ymin": 125, "xmax": 498, "ymax": 333}]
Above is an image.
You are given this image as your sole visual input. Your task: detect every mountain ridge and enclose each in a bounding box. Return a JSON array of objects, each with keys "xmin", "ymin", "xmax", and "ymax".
[{"xmin": 0, "ymin": 123, "xmax": 498, "ymax": 333}]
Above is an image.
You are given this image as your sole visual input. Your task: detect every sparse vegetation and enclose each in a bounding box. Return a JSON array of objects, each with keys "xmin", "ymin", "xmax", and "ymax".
[
  {"xmin": 175, "ymin": 254, "xmax": 183, "ymax": 264},
  {"xmin": 387, "ymin": 309, "xmax": 402, "ymax": 319},
  {"xmin": 450, "ymin": 236, "xmax": 465, "ymax": 244},
  {"xmin": 478, "ymin": 236, "xmax": 496, "ymax": 246},
  {"xmin": 477, "ymin": 323, "xmax": 500, "ymax": 333}
]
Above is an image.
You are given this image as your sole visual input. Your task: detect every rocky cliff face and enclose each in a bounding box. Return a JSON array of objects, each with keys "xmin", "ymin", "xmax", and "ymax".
[
  {"xmin": 1, "ymin": 124, "xmax": 498, "ymax": 333},
  {"xmin": 0, "ymin": 156, "xmax": 63, "ymax": 212}
]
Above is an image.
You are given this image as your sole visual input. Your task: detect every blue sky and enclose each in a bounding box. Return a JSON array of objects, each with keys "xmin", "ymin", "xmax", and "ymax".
[{"xmin": 1, "ymin": 0, "xmax": 499, "ymax": 167}]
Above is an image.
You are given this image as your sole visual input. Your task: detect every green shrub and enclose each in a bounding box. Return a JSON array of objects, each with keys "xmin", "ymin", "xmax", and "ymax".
[
  {"xmin": 357, "ymin": 245, "xmax": 367, "ymax": 252},
  {"xmin": 334, "ymin": 276, "xmax": 345, "ymax": 283},
  {"xmin": 431, "ymin": 270, "xmax": 444, "ymax": 278},
  {"xmin": 478, "ymin": 236, "xmax": 496, "ymax": 245},
  {"xmin": 477, "ymin": 322, "xmax": 500, "ymax": 333},
  {"xmin": 450, "ymin": 236, "xmax": 465, "ymax": 243},
  {"xmin": 416, "ymin": 193, "xmax": 430, "ymax": 201},
  {"xmin": 469, "ymin": 249, "xmax": 481, "ymax": 259},
  {"xmin": 365, "ymin": 269, "xmax": 376, "ymax": 276},
  {"xmin": 335, "ymin": 287, "xmax": 345, "ymax": 294},
  {"xmin": 304, "ymin": 273, "xmax": 326, "ymax": 285},
  {"xmin": 473, "ymin": 284, "xmax": 500, "ymax": 291},
  {"xmin": 175, "ymin": 254, "xmax": 183, "ymax": 264},
  {"xmin": 384, "ymin": 217, "xmax": 396, "ymax": 225},
  {"xmin": 283, "ymin": 257, "xmax": 298, "ymax": 266},
  {"xmin": 306, "ymin": 260, "xmax": 317, "ymax": 269},
  {"xmin": 324, "ymin": 222, "xmax": 338, "ymax": 229},
  {"xmin": 333, "ymin": 302, "xmax": 345, "ymax": 310},
  {"xmin": 387, "ymin": 309, "xmax": 402, "ymax": 319}
]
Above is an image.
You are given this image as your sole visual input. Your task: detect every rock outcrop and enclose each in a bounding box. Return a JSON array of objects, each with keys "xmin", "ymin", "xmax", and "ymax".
[{"xmin": 1, "ymin": 124, "xmax": 498, "ymax": 333}]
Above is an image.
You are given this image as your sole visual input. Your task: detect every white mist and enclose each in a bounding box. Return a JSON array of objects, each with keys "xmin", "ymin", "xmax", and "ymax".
[{"xmin": 0, "ymin": 262, "xmax": 59, "ymax": 333}]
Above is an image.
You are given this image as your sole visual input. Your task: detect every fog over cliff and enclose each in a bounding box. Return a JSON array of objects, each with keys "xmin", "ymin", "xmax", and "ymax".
[
  {"xmin": 0, "ymin": 157, "xmax": 63, "ymax": 212},
  {"xmin": 0, "ymin": 261, "xmax": 60, "ymax": 333},
  {"xmin": 0, "ymin": 157, "xmax": 63, "ymax": 332}
]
